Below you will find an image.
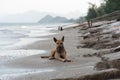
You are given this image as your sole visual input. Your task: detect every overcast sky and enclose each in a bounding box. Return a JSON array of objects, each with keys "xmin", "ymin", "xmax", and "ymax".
[
  {"xmin": 0, "ymin": 0, "xmax": 101, "ymax": 14},
  {"xmin": 0, "ymin": 0, "xmax": 101, "ymax": 22}
]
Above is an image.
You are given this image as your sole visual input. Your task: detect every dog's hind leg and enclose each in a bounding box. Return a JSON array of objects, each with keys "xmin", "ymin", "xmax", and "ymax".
[{"xmin": 41, "ymin": 56, "xmax": 49, "ymax": 58}]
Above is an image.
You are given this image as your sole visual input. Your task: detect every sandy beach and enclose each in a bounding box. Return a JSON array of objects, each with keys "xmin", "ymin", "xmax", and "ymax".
[
  {"xmin": 1, "ymin": 21, "xmax": 120, "ymax": 80},
  {"xmin": 0, "ymin": 24, "xmax": 100, "ymax": 80},
  {"xmin": 0, "ymin": 0, "xmax": 120, "ymax": 79}
]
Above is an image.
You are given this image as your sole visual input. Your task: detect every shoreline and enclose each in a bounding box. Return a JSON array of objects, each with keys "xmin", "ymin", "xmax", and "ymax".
[
  {"xmin": 1, "ymin": 21, "xmax": 120, "ymax": 80},
  {"xmin": 0, "ymin": 23, "xmax": 99, "ymax": 80}
]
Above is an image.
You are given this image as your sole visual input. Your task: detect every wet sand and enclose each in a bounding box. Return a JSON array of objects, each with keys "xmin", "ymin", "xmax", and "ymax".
[{"xmin": 0, "ymin": 25, "xmax": 102, "ymax": 80}]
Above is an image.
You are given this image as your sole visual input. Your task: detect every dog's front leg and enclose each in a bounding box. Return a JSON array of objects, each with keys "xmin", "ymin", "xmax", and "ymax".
[
  {"xmin": 64, "ymin": 52, "xmax": 71, "ymax": 62},
  {"xmin": 55, "ymin": 53, "xmax": 66, "ymax": 62}
]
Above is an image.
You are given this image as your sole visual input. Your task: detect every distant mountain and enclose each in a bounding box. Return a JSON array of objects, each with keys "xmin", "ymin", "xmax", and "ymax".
[
  {"xmin": 0, "ymin": 10, "xmax": 85, "ymax": 23},
  {"xmin": 0, "ymin": 11, "xmax": 58, "ymax": 23},
  {"xmin": 38, "ymin": 15, "xmax": 75, "ymax": 24}
]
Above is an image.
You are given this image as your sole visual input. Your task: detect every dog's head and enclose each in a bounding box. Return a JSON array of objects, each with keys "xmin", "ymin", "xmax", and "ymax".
[{"xmin": 53, "ymin": 36, "xmax": 64, "ymax": 48}]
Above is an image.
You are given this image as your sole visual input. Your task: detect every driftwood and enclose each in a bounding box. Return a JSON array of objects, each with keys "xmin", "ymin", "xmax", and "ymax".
[
  {"xmin": 80, "ymin": 18, "xmax": 120, "ymax": 50},
  {"xmin": 113, "ymin": 46, "xmax": 120, "ymax": 52},
  {"xmin": 94, "ymin": 59, "xmax": 120, "ymax": 70},
  {"xmin": 52, "ymin": 69, "xmax": 120, "ymax": 80},
  {"xmin": 83, "ymin": 45, "xmax": 120, "ymax": 58},
  {"xmin": 112, "ymin": 33, "xmax": 120, "ymax": 39}
]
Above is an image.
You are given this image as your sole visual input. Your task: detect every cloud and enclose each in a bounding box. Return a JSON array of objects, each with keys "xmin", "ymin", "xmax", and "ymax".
[
  {"xmin": 0, "ymin": 0, "xmax": 100, "ymax": 14},
  {"xmin": 0, "ymin": 0, "xmax": 101, "ymax": 22}
]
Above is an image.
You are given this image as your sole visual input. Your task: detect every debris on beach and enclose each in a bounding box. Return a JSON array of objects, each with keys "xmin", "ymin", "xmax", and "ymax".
[
  {"xmin": 78, "ymin": 21, "xmax": 120, "ymax": 50},
  {"xmin": 53, "ymin": 68, "xmax": 120, "ymax": 80},
  {"xmin": 94, "ymin": 59, "xmax": 120, "ymax": 70},
  {"xmin": 75, "ymin": 21, "xmax": 120, "ymax": 80}
]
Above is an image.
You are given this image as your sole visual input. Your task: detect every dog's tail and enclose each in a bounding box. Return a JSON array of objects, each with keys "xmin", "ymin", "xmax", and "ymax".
[{"xmin": 41, "ymin": 56, "xmax": 49, "ymax": 58}]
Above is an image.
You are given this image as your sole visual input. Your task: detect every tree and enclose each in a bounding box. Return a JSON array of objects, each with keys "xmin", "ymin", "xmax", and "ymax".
[
  {"xmin": 96, "ymin": 3, "xmax": 106, "ymax": 16},
  {"xmin": 104, "ymin": 0, "xmax": 120, "ymax": 13},
  {"xmin": 86, "ymin": 3, "xmax": 98, "ymax": 20},
  {"xmin": 86, "ymin": 0, "xmax": 120, "ymax": 20}
]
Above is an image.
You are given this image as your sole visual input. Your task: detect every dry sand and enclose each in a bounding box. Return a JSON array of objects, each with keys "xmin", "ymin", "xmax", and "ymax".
[{"xmin": 1, "ymin": 26, "xmax": 104, "ymax": 80}]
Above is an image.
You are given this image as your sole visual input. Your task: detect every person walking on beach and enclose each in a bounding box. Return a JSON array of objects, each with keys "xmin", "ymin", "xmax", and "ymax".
[{"xmin": 58, "ymin": 26, "xmax": 63, "ymax": 31}]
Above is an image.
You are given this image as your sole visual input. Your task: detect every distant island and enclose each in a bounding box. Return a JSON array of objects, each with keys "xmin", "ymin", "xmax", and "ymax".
[{"xmin": 38, "ymin": 15, "xmax": 75, "ymax": 24}]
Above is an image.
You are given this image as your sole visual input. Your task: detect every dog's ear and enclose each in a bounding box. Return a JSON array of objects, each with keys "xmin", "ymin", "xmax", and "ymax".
[
  {"xmin": 53, "ymin": 37, "xmax": 57, "ymax": 42},
  {"xmin": 61, "ymin": 36, "xmax": 64, "ymax": 42}
]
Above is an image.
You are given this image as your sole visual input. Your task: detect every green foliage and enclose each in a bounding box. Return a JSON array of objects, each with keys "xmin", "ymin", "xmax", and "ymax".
[
  {"xmin": 86, "ymin": 3, "xmax": 98, "ymax": 20},
  {"xmin": 77, "ymin": 17, "xmax": 86, "ymax": 23},
  {"xmin": 96, "ymin": 3, "xmax": 106, "ymax": 16},
  {"xmin": 104, "ymin": 0, "xmax": 120, "ymax": 13},
  {"xmin": 86, "ymin": 0, "xmax": 120, "ymax": 20}
]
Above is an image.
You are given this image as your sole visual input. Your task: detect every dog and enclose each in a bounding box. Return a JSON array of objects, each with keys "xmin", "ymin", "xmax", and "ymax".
[{"xmin": 41, "ymin": 36, "xmax": 71, "ymax": 62}]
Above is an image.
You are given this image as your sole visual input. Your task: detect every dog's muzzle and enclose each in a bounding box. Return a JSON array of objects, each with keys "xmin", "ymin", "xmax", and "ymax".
[{"xmin": 57, "ymin": 46, "xmax": 63, "ymax": 53}]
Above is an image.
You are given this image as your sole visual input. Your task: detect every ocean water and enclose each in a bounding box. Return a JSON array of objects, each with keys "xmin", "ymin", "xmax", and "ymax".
[
  {"xmin": 0, "ymin": 23, "xmax": 74, "ymax": 79},
  {"xmin": 0, "ymin": 23, "xmax": 69, "ymax": 49}
]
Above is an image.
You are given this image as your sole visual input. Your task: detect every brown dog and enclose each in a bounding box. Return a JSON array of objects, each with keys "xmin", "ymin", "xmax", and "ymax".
[{"xmin": 41, "ymin": 36, "xmax": 71, "ymax": 62}]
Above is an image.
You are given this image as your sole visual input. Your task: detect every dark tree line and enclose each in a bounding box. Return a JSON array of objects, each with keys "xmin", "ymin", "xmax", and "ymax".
[{"xmin": 86, "ymin": 0, "xmax": 120, "ymax": 20}]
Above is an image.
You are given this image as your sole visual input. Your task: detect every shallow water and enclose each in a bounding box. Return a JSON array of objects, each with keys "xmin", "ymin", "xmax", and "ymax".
[
  {"xmin": 0, "ymin": 23, "xmax": 58, "ymax": 49},
  {"xmin": 0, "ymin": 50, "xmax": 46, "ymax": 62},
  {"xmin": 0, "ymin": 22, "xmax": 76, "ymax": 80},
  {"xmin": 0, "ymin": 68, "xmax": 55, "ymax": 80},
  {"xmin": 0, "ymin": 50, "xmax": 56, "ymax": 80},
  {"xmin": 0, "ymin": 23, "xmax": 76, "ymax": 49}
]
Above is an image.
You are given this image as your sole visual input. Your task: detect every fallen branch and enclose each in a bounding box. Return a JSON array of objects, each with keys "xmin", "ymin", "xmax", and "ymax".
[{"xmin": 52, "ymin": 69, "xmax": 120, "ymax": 80}]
